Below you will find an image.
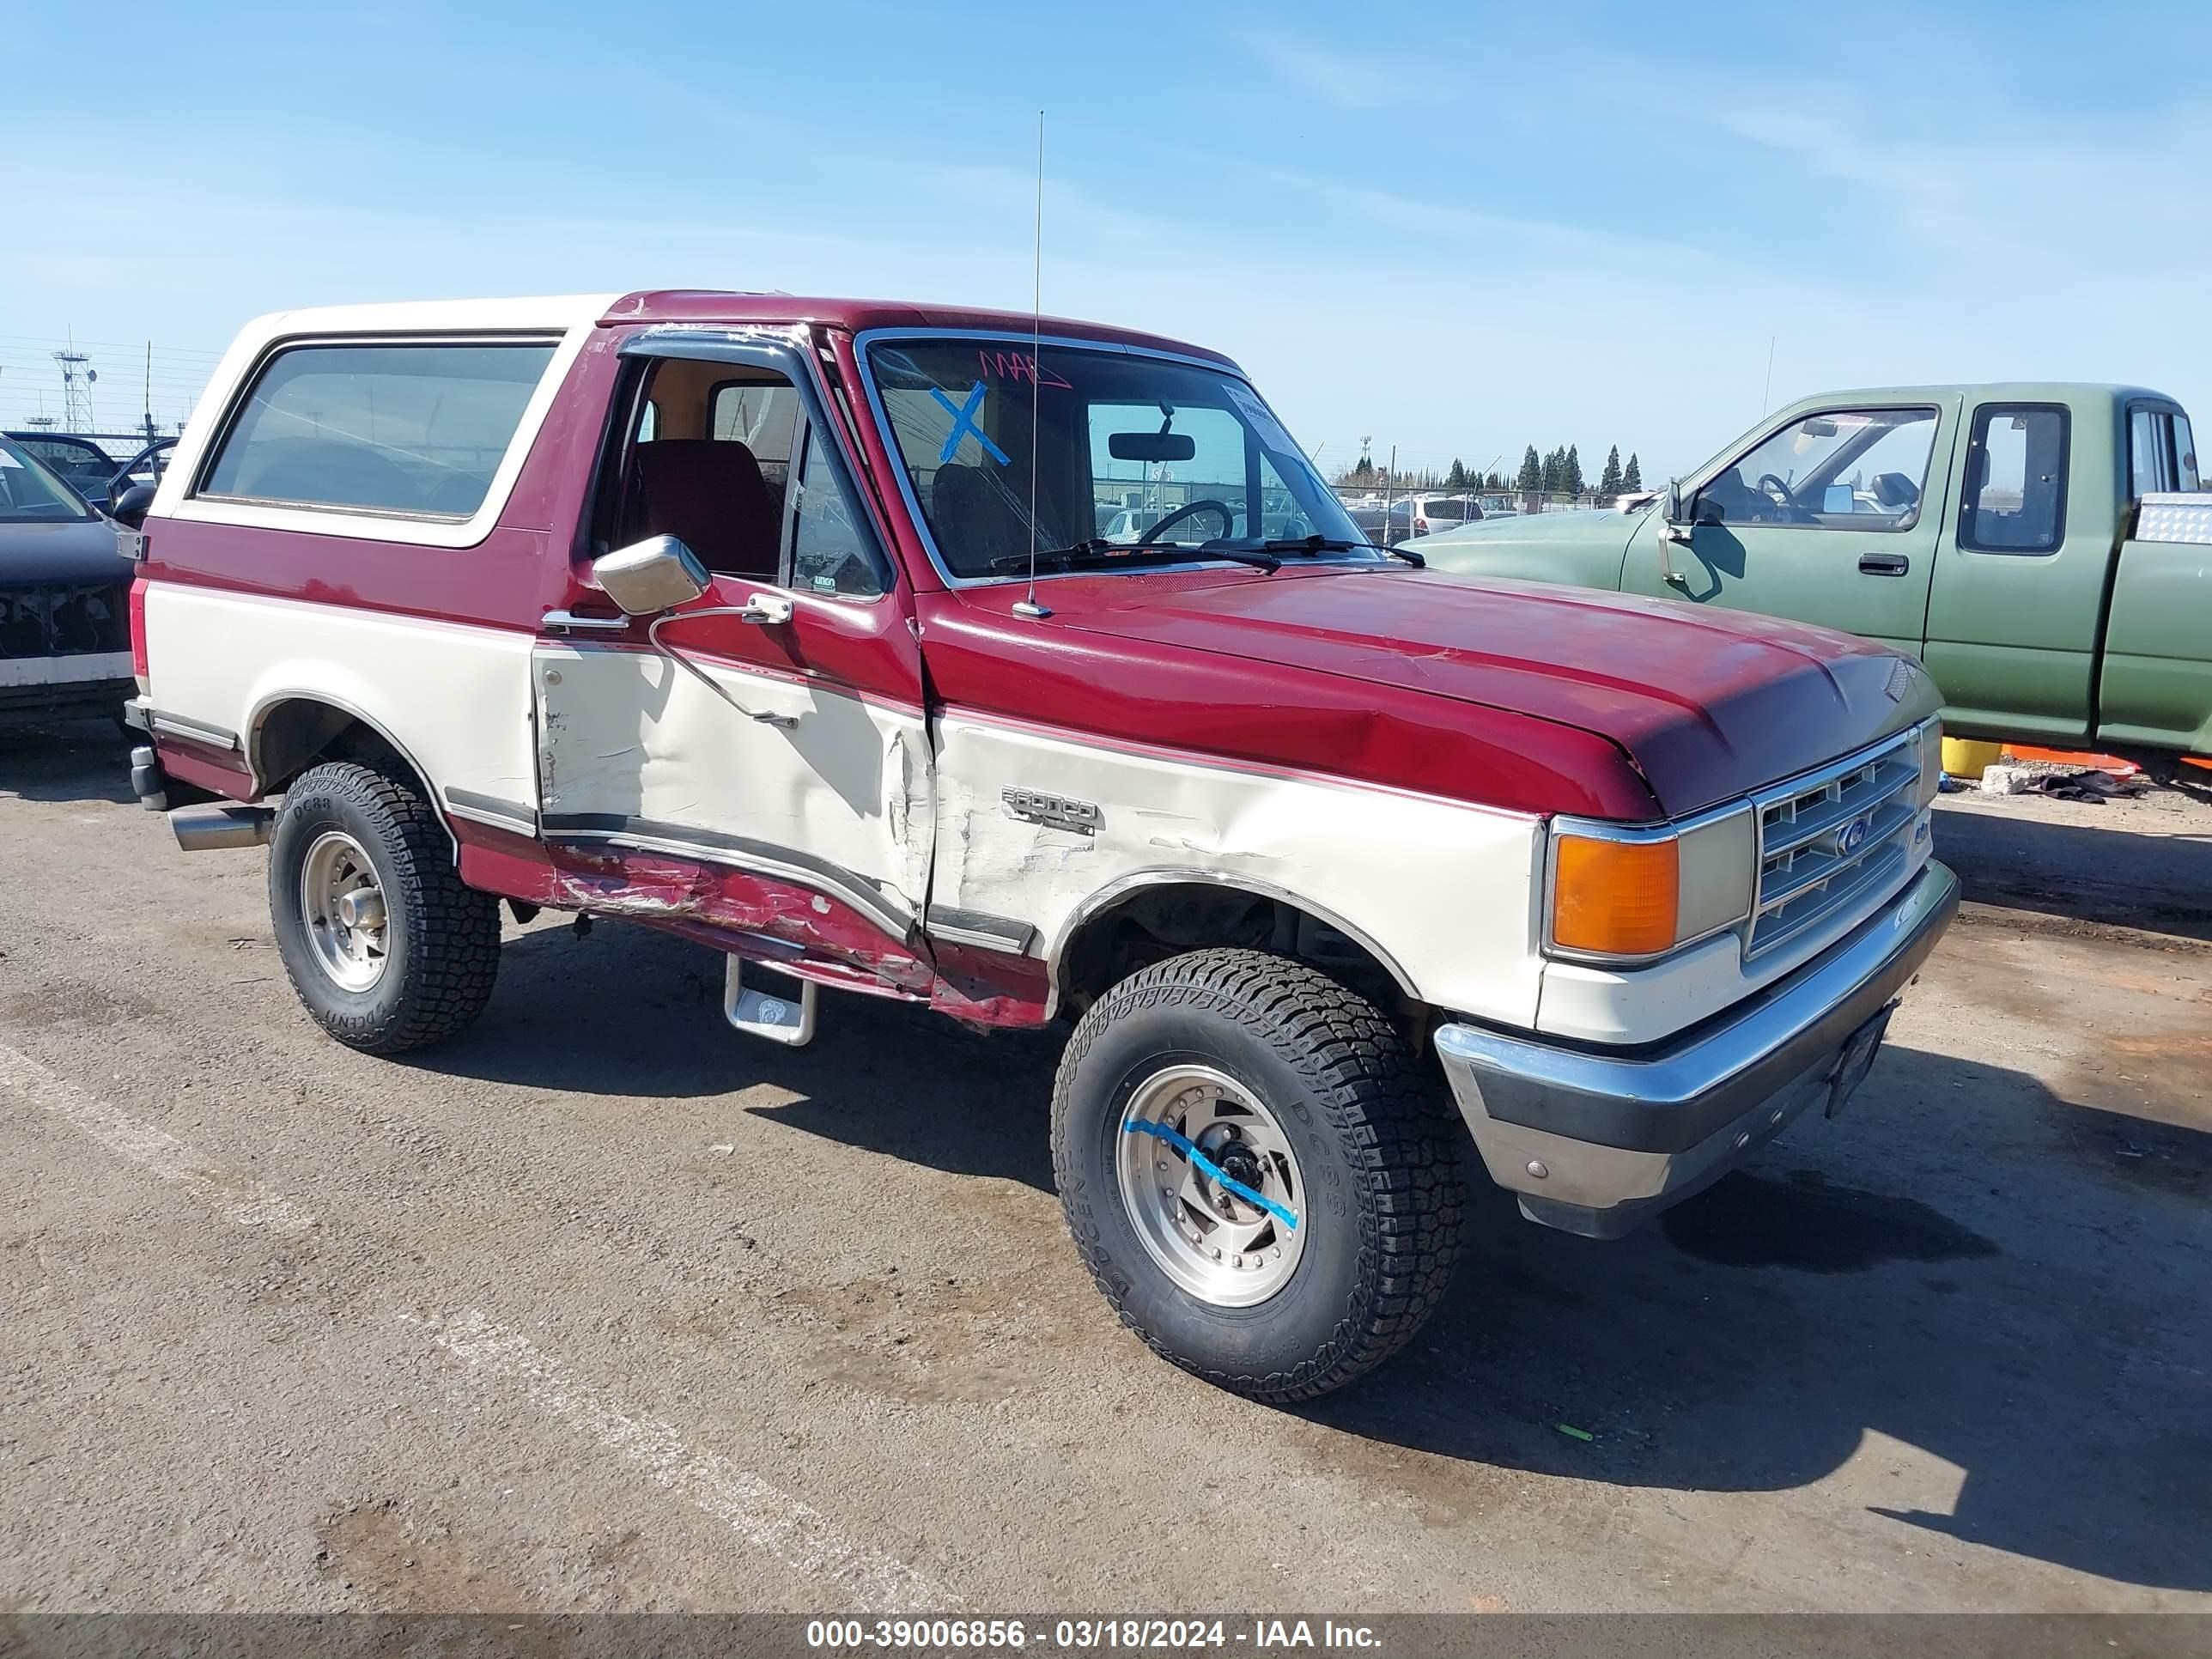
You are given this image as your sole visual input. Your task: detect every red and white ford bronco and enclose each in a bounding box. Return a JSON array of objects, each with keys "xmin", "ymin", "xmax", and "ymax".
[{"xmin": 120, "ymin": 292, "xmax": 1958, "ymax": 1399}]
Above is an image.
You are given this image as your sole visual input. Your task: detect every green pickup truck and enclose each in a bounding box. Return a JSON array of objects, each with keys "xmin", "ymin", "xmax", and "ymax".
[{"xmin": 1421, "ymin": 385, "xmax": 2210, "ymax": 766}]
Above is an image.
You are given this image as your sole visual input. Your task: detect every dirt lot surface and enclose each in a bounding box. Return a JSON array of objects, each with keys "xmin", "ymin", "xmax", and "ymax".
[{"xmin": 2, "ymin": 724, "xmax": 2207, "ymax": 1614}]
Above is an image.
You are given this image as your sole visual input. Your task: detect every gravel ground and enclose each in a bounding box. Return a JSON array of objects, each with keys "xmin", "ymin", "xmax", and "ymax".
[{"xmin": 1, "ymin": 722, "xmax": 2207, "ymax": 1613}]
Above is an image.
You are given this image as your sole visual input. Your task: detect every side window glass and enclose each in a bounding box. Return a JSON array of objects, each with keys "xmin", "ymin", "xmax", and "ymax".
[
  {"xmin": 201, "ymin": 340, "xmax": 557, "ymax": 517},
  {"xmin": 1960, "ymin": 405, "xmax": 2068, "ymax": 555},
  {"xmin": 2173, "ymin": 414, "xmax": 2200, "ymax": 492},
  {"xmin": 710, "ymin": 381, "xmax": 801, "ymax": 499},
  {"xmin": 2129, "ymin": 409, "xmax": 2167, "ymax": 498},
  {"xmin": 1696, "ymin": 408, "xmax": 1936, "ymax": 532},
  {"xmin": 618, "ymin": 361, "xmax": 799, "ymax": 579},
  {"xmin": 790, "ymin": 425, "xmax": 886, "ymax": 598}
]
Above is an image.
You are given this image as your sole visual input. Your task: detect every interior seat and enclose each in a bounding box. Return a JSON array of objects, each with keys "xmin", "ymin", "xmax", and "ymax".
[
  {"xmin": 1870, "ymin": 471, "xmax": 1921, "ymax": 510},
  {"xmin": 633, "ymin": 439, "xmax": 781, "ymax": 578},
  {"xmin": 930, "ymin": 462, "xmax": 1028, "ymax": 573}
]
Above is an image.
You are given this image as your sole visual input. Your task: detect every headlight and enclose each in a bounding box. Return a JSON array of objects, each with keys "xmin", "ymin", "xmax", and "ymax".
[{"xmin": 1547, "ymin": 805, "xmax": 1756, "ymax": 963}]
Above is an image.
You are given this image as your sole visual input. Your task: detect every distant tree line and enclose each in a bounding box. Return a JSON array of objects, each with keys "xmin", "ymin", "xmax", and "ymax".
[
  {"xmin": 1334, "ymin": 445, "xmax": 1644, "ymax": 499},
  {"xmin": 1515, "ymin": 443, "xmax": 1643, "ymax": 499}
]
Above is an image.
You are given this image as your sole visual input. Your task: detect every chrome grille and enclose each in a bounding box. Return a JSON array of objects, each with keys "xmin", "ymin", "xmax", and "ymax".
[{"xmin": 1747, "ymin": 730, "xmax": 1921, "ymax": 961}]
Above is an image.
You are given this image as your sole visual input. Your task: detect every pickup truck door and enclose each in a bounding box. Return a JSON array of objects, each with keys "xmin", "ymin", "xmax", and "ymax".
[
  {"xmin": 1921, "ymin": 398, "xmax": 2107, "ymax": 745},
  {"xmin": 531, "ymin": 331, "xmax": 933, "ymax": 953},
  {"xmin": 1620, "ymin": 399, "xmax": 1960, "ymax": 658}
]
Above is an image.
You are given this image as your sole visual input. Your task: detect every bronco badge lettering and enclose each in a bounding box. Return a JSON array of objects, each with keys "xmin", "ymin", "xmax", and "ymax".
[{"xmin": 1002, "ymin": 788, "xmax": 1102, "ymax": 836}]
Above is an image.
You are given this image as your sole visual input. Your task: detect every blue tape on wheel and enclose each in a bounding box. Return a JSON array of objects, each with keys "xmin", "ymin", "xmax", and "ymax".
[{"xmin": 1123, "ymin": 1117, "xmax": 1299, "ymax": 1231}]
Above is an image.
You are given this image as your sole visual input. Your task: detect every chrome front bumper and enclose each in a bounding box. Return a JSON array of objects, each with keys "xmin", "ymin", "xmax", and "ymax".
[{"xmin": 1434, "ymin": 860, "xmax": 1960, "ymax": 1239}]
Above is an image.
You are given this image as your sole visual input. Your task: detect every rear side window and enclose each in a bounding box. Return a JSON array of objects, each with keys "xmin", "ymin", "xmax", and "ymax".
[
  {"xmin": 2129, "ymin": 405, "xmax": 2199, "ymax": 497},
  {"xmin": 1960, "ymin": 404, "xmax": 2068, "ymax": 554},
  {"xmin": 201, "ymin": 339, "xmax": 556, "ymax": 518}
]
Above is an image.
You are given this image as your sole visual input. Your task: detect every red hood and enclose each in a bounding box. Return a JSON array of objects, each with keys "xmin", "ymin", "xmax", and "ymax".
[{"xmin": 1041, "ymin": 568, "xmax": 1938, "ymax": 816}]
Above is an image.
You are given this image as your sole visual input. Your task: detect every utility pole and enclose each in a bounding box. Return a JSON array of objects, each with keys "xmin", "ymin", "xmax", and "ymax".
[{"xmin": 56, "ymin": 348, "xmax": 95, "ymax": 432}]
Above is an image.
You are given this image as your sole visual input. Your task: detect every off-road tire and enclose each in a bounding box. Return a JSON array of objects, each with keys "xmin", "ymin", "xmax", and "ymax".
[
  {"xmin": 269, "ymin": 760, "xmax": 501, "ymax": 1054},
  {"xmin": 1052, "ymin": 948, "xmax": 1465, "ymax": 1401}
]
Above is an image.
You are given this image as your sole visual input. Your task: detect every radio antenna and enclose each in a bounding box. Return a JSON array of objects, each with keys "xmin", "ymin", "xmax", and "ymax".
[{"xmin": 1012, "ymin": 109, "xmax": 1051, "ymax": 620}]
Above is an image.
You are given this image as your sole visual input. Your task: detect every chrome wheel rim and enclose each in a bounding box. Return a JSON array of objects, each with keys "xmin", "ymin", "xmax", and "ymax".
[
  {"xmin": 1115, "ymin": 1063, "xmax": 1307, "ymax": 1307},
  {"xmin": 300, "ymin": 830, "xmax": 388, "ymax": 993}
]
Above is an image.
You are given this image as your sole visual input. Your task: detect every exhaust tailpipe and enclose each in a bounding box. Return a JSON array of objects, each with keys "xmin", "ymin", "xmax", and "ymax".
[{"xmin": 171, "ymin": 804, "xmax": 276, "ymax": 852}]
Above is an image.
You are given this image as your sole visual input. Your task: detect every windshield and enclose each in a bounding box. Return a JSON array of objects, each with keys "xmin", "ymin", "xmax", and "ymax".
[
  {"xmin": 867, "ymin": 338, "xmax": 1373, "ymax": 579},
  {"xmin": 0, "ymin": 437, "xmax": 96, "ymax": 523}
]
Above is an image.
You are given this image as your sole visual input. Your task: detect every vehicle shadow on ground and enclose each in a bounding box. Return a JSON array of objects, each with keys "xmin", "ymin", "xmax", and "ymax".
[
  {"xmin": 1934, "ymin": 802, "xmax": 2212, "ymax": 943},
  {"xmin": 410, "ymin": 921, "xmax": 1066, "ymax": 1189},
  {"xmin": 1297, "ymin": 1042, "xmax": 2212, "ymax": 1594},
  {"xmin": 0, "ymin": 721, "xmax": 134, "ymax": 805},
  {"xmin": 416, "ymin": 927, "xmax": 2211, "ymax": 1591}
]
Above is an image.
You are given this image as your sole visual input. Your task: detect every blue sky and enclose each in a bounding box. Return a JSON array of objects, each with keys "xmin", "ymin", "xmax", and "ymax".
[{"xmin": 6, "ymin": 0, "xmax": 2209, "ymax": 481}]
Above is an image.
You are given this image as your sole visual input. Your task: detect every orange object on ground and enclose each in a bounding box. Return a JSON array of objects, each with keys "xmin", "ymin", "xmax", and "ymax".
[
  {"xmin": 2185, "ymin": 756, "xmax": 2212, "ymax": 774},
  {"xmin": 2002, "ymin": 744, "xmax": 2142, "ymax": 777}
]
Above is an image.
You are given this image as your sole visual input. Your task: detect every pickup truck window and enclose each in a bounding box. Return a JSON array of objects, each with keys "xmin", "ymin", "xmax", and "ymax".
[
  {"xmin": 608, "ymin": 356, "xmax": 885, "ymax": 596},
  {"xmin": 867, "ymin": 337, "xmax": 1369, "ymax": 580},
  {"xmin": 789, "ymin": 424, "xmax": 884, "ymax": 597},
  {"xmin": 1698, "ymin": 408, "xmax": 1936, "ymax": 532},
  {"xmin": 199, "ymin": 340, "xmax": 557, "ymax": 518},
  {"xmin": 2130, "ymin": 406, "xmax": 2201, "ymax": 496},
  {"xmin": 1960, "ymin": 404, "xmax": 2068, "ymax": 555},
  {"xmin": 613, "ymin": 359, "xmax": 798, "ymax": 580}
]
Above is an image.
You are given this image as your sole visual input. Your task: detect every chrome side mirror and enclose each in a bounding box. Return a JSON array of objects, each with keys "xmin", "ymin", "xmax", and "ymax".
[{"xmin": 593, "ymin": 535, "xmax": 709, "ymax": 616}]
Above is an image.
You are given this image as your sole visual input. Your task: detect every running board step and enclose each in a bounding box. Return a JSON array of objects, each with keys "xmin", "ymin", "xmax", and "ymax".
[{"xmin": 723, "ymin": 956, "xmax": 817, "ymax": 1047}]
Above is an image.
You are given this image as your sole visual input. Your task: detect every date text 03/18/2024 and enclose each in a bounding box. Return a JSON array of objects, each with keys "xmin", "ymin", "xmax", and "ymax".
[{"xmin": 804, "ymin": 1620, "xmax": 1382, "ymax": 1651}]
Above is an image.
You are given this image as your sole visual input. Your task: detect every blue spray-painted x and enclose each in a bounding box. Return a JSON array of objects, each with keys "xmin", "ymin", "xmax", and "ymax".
[
  {"xmin": 1123, "ymin": 1118, "xmax": 1300, "ymax": 1232},
  {"xmin": 931, "ymin": 382, "xmax": 1012, "ymax": 466}
]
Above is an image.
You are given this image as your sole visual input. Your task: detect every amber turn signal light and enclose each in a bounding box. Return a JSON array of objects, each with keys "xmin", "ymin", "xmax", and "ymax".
[{"xmin": 1551, "ymin": 833, "xmax": 1680, "ymax": 957}]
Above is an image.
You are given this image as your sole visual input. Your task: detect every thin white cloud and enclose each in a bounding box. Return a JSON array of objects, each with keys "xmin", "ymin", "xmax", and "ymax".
[{"xmin": 1247, "ymin": 29, "xmax": 1399, "ymax": 110}]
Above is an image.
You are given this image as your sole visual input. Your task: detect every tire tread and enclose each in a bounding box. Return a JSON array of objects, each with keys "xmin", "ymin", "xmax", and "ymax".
[
  {"xmin": 1052, "ymin": 948, "xmax": 1464, "ymax": 1402},
  {"xmin": 272, "ymin": 760, "xmax": 500, "ymax": 1054}
]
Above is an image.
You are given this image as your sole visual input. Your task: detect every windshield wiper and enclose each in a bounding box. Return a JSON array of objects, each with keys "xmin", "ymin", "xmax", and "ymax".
[
  {"xmin": 1254, "ymin": 534, "xmax": 1425, "ymax": 568},
  {"xmin": 988, "ymin": 540, "xmax": 1280, "ymax": 574}
]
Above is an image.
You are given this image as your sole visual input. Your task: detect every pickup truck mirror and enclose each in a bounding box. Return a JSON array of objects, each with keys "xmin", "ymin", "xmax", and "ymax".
[
  {"xmin": 1662, "ymin": 482, "xmax": 1686, "ymax": 524},
  {"xmin": 594, "ymin": 535, "xmax": 710, "ymax": 616},
  {"xmin": 108, "ymin": 483, "xmax": 158, "ymax": 531}
]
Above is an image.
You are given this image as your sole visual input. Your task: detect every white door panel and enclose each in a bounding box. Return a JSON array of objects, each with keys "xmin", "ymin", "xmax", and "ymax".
[{"xmin": 534, "ymin": 641, "xmax": 930, "ymax": 930}]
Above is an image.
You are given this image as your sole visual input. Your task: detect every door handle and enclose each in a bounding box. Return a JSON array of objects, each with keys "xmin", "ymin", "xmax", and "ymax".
[
  {"xmin": 1857, "ymin": 554, "xmax": 1911, "ymax": 577},
  {"xmin": 541, "ymin": 609, "xmax": 631, "ymax": 632}
]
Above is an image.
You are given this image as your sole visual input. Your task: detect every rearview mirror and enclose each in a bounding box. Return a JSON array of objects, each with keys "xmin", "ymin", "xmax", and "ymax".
[
  {"xmin": 593, "ymin": 535, "xmax": 709, "ymax": 616},
  {"xmin": 108, "ymin": 483, "xmax": 157, "ymax": 531},
  {"xmin": 1108, "ymin": 432, "xmax": 1197, "ymax": 463}
]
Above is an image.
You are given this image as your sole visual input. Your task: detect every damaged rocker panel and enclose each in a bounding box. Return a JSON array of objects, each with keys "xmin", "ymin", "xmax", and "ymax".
[{"xmin": 539, "ymin": 811, "xmax": 913, "ymax": 939}]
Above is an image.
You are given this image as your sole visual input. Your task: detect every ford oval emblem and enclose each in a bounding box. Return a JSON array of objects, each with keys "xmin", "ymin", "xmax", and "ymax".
[{"xmin": 1838, "ymin": 816, "xmax": 1870, "ymax": 855}]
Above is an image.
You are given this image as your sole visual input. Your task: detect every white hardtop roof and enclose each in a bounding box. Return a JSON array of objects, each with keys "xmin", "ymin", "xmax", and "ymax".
[{"xmin": 230, "ymin": 294, "xmax": 621, "ymax": 340}]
